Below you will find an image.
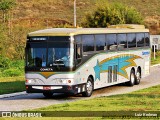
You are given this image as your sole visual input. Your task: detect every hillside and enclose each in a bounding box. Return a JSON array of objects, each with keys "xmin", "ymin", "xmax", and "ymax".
[
  {"xmin": 14, "ymin": 0, "xmax": 160, "ymax": 20},
  {"xmin": 10, "ymin": 0, "xmax": 160, "ymax": 34},
  {"xmin": 0, "ymin": 0, "xmax": 160, "ymax": 59}
]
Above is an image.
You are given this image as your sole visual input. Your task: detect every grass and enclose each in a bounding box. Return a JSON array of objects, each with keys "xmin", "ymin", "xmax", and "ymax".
[
  {"xmin": 13, "ymin": 85, "xmax": 158, "ymax": 119},
  {"xmin": 151, "ymin": 51, "xmax": 160, "ymax": 65},
  {"xmin": 0, "ymin": 76, "xmax": 25, "ymax": 95},
  {"xmin": 0, "ymin": 81, "xmax": 25, "ymax": 95},
  {"xmin": 1, "ymin": 85, "xmax": 159, "ymax": 119},
  {"xmin": 34, "ymin": 85, "xmax": 160, "ymax": 112},
  {"xmin": 151, "ymin": 56, "xmax": 160, "ymax": 65},
  {"xmin": 0, "ymin": 76, "xmax": 24, "ymax": 82},
  {"xmin": 0, "ymin": 60, "xmax": 25, "ymax": 95}
]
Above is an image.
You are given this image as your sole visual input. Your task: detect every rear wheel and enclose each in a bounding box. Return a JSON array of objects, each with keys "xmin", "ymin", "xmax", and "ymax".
[
  {"xmin": 43, "ymin": 92, "xmax": 53, "ymax": 98},
  {"xmin": 82, "ymin": 77, "xmax": 93, "ymax": 97},
  {"xmin": 135, "ymin": 69, "xmax": 141, "ymax": 85},
  {"xmin": 127, "ymin": 69, "xmax": 135, "ymax": 86}
]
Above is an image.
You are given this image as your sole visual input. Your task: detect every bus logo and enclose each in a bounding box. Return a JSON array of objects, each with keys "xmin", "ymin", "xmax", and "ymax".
[
  {"xmin": 40, "ymin": 68, "xmax": 53, "ymax": 71},
  {"xmin": 142, "ymin": 51, "xmax": 150, "ymax": 55}
]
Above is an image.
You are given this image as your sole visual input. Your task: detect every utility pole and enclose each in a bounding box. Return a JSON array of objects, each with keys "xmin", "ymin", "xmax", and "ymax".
[{"xmin": 74, "ymin": 0, "xmax": 76, "ymax": 27}]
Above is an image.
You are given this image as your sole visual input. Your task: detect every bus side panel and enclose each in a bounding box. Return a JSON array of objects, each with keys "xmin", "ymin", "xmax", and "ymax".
[{"xmin": 74, "ymin": 48, "xmax": 150, "ymax": 90}]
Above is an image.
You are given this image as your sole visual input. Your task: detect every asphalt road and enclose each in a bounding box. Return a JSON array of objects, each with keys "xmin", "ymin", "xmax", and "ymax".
[{"xmin": 0, "ymin": 65, "xmax": 160, "ymax": 111}]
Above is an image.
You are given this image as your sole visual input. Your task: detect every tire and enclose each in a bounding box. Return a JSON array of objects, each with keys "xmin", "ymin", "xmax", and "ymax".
[
  {"xmin": 43, "ymin": 92, "xmax": 53, "ymax": 98},
  {"xmin": 135, "ymin": 69, "xmax": 141, "ymax": 85},
  {"xmin": 82, "ymin": 77, "xmax": 93, "ymax": 97},
  {"xmin": 127, "ymin": 69, "xmax": 135, "ymax": 86}
]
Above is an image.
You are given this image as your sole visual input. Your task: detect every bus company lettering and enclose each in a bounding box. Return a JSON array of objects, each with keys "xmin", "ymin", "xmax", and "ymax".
[
  {"xmin": 142, "ymin": 51, "xmax": 150, "ymax": 55},
  {"xmin": 40, "ymin": 68, "xmax": 53, "ymax": 71}
]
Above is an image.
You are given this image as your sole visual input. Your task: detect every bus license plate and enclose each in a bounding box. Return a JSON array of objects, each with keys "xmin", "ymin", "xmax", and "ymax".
[{"xmin": 43, "ymin": 86, "xmax": 51, "ymax": 90}]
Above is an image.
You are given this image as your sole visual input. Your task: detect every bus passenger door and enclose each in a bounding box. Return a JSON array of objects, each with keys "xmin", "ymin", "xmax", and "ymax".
[
  {"xmin": 106, "ymin": 34, "xmax": 118, "ymax": 84},
  {"xmin": 75, "ymin": 44, "xmax": 82, "ymax": 65},
  {"xmin": 107, "ymin": 57, "xmax": 118, "ymax": 84}
]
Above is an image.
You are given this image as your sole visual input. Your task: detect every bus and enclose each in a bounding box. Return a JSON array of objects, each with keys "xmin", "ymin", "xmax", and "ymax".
[{"xmin": 25, "ymin": 25, "xmax": 150, "ymax": 97}]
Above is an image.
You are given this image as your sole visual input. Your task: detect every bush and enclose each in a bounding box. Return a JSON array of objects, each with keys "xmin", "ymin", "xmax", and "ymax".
[
  {"xmin": 81, "ymin": 2, "xmax": 143, "ymax": 27},
  {"xmin": 0, "ymin": 72, "xmax": 2, "ymax": 77},
  {"xmin": 10, "ymin": 60, "xmax": 24, "ymax": 70},
  {"xmin": 0, "ymin": 55, "xmax": 11, "ymax": 68},
  {"xmin": 2, "ymin": 68, "xmax": 22, "ymax": 77},
  {"xmin": 0, "ymin": 58, "xmax": 24, "ymax": 77}
]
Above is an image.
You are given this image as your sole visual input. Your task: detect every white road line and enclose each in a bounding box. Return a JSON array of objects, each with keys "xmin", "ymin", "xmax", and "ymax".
[{"xmin": 0, "ymin": 91, "xmax": 27, "ymax": 99}]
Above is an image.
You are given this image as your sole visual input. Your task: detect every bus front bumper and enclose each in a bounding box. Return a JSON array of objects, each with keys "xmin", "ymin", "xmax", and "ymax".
[{"xmin": 26, "ymin": 84, "xmax": 86, "ymax": 95}]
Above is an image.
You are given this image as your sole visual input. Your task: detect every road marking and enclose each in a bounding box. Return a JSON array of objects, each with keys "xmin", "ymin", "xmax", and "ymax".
[{"xmin": 0, "ymin": 91, "xmax": 27, "ymax": 99}]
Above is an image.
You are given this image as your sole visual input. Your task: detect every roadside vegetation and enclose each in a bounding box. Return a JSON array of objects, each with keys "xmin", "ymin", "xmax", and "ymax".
[
  {"xmin": 0, "ymin": 79, "xmax": 25, "ymax": 95},
  {"xmin": 151, "ymin": 50, "xmax": 160, "ymax": 65},
  {"xmin": 0, "ymin": 56, "xmax": 24, "ymax": 77},
  {"xmin": 81, "ymin": 2, "xmax": 143, "ymax": 27},
  {"xmin": 0, "ymin": 55, "xmax": 25, "ymax": 95}
]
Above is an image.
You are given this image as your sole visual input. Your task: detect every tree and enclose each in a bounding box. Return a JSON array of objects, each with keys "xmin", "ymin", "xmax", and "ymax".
[
  {"xmin": 81, "ymin": 2, "xmax": 143, "ymax": 28},
  {"xmin": 0, "ymin": 0, "xmax": 16, "ymax": 22}
]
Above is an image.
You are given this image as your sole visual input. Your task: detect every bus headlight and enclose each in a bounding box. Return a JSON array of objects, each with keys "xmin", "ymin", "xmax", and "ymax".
[
  {"xmin": 55, "ymin": 78, "xmax": 73, "ymax": 84},
  {"xmin": 26, "ymin": 79, "xmax": 39, "ymax": 84},
  {"xmin": 26, "ymin": 79, "xmax": 32, "ymax": 83}
]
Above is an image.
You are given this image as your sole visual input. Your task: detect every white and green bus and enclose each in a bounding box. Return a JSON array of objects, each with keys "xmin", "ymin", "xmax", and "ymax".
[{"xmin": 25, "ymin": 25, "xmax": 150, "ymax": 97}]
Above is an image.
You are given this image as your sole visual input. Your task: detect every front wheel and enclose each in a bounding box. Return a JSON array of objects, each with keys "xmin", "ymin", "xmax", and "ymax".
[{"xmin": 82, "ymin": 77, "xmax": 93, "ymax": 97}]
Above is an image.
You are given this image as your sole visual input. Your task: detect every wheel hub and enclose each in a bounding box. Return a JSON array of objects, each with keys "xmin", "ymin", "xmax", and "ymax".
[
  {"xmin": 131, "ymin": 73, "xmax": 135, "ymax": 83},
  {"xmin": 86, "ymin": 81, "xmax": 92, "ymax": 94}
]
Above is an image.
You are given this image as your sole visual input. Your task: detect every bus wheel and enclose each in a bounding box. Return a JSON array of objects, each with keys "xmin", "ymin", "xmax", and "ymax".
[
  {"xmin": 43, "ymin": 92, "xmax": 53, "ymax": 98},
  {"xmin": 82, "ymin": 77, "xmax": 93, "ymax": 97},
  {"xmin": 127, "ymin": 69, "xmax": 135, "ymax": 86},
  {"xmin": 135, "ymin": 69, "xmax": 141, "ymax": 85}
]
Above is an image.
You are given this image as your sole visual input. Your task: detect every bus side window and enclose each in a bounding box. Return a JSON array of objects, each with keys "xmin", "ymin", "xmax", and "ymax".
[
  {"xmin": 117, "ymin": 34, "xmax": 127, "ymax": 50},
  {"xmin": 76, "ymin": 44, "xmax": 82, "ymax": 64},
  {"xmin": 106, "ymin": 34, "xmax": 117, "ymax": 51},
  {"xmin": 145, "ymin": 33, "xmax": 150, "ymax": 46},
  {"xmin": 95, "ymin": 34, "xmax": 106, "ymax": 51},
  {"xmin": 137, "ymin": 33, "xmax": 145, "ymax": 47},
  {"xmin": 128, "ymin": 33, "xmax": 136, "ymax": 48},
  {"xmin": 82, "ymin": 35, "xmax": 94, "ymax": 52}
]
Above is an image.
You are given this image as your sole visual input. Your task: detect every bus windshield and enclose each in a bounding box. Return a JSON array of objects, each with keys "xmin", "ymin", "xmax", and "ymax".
[{"xmin": 26, "ymin": 42, "xmax": 74, "ymax": 68}]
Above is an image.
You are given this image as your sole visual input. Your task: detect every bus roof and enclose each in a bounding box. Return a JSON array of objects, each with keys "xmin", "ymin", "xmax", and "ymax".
[{"xmin": 28, "ymin": 27, "xmax": 149, "ymax": 37}]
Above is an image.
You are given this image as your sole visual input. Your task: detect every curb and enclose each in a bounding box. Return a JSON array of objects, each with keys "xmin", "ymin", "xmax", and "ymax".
[
  {"xmin": 0, "ymin": 91, "xmax": 27, "ymax": 99},
  {"xmin": 151, "ymin": 64, "xmax": 160, "ymax": 67}
]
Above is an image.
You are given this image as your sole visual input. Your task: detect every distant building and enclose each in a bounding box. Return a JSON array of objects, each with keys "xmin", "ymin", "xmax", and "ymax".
[{"xmin": 150, "ymin": 35, "xmax": 160, "ymax": 50}]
